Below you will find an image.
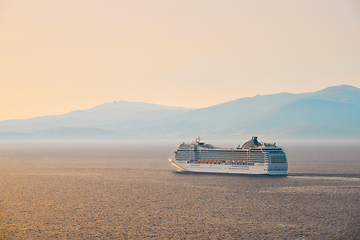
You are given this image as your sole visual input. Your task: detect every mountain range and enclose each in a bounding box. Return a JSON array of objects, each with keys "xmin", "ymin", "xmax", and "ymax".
[{"xmin": 1, "ymin": 85, "xmax": 360, "ymax": 140}]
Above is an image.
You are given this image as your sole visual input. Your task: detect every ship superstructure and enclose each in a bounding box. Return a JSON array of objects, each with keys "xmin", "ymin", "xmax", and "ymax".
[{"xmin": 169, "ymin": 137, "xmax": 287, "ymax": 175}]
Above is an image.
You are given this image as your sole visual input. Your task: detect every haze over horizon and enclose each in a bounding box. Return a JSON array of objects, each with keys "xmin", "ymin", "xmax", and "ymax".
[{"xmin": 1, "ymin": 0, "xmax": 360, "ymax": 121}]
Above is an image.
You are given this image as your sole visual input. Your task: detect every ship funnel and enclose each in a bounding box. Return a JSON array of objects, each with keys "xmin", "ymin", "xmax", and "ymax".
[{"xmin": 241, "ymin": 136, "xmax": 262, "ymax": 149}]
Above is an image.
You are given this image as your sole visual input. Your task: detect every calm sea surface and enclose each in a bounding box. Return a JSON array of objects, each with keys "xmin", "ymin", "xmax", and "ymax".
[{"xmin": 0, "ymin": 140, "xmax": 359, "ymax": 239}]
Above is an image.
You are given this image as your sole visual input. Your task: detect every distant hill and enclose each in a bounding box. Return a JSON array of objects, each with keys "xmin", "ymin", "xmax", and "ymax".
[
  {"xmin": 0, "ymin": 101, "xmax": 193, "ymax": 133},
  {"xmin": 0, "ymin": 85, "xmax": 359, "ymax": 140},
  {"xmin": 221, "ymin": 98, "xmax": 360, "ymax": 139}
]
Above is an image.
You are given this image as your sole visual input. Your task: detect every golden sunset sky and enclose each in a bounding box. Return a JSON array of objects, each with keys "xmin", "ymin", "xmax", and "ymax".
[{"xmin": 1, "ymin": 0, "xmax": 360, "ymax": 120}]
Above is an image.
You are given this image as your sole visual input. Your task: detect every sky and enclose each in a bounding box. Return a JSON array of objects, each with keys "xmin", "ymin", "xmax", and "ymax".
[{"xmin": 1, "ymin": 0, "xmax": 360, "ymax": 120}]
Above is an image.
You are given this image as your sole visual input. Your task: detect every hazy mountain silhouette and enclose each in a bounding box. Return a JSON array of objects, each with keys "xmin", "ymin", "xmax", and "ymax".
[
  {"xmin": 218, "ymin": 98, "xmax": 360, "ymax": 139},
  {"xmin": 0, "ymin": 85, "xmax": 359, "ymax": 140},
  {"xmin": 0, "ymin": 101, "xmax": 193, "ymax": 133}
]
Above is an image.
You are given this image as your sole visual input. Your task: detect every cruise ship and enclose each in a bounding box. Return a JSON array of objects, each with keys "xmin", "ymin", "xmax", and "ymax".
[{"xmin": 169, "ymin": 137, "xmax": 287, "ymax": 175}]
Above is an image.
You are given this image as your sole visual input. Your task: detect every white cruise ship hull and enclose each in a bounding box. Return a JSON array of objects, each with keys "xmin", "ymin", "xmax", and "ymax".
[{"xmin": 169, "ymin": 159, "xmax": 287, "ymax": 176}]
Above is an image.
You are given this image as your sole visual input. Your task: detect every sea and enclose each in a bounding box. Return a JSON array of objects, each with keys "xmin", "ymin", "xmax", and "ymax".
[{"xmin": 0, "ymin": 140, "xmax": 359, "ymax": 239}]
